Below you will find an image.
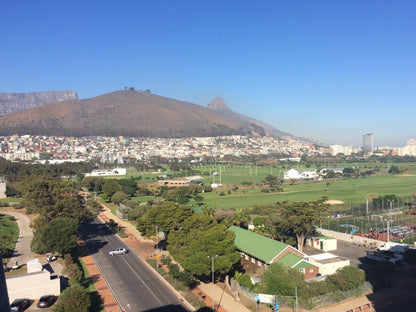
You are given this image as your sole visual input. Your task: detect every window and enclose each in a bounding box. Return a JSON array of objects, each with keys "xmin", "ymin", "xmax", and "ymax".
[
  {"xmin": 251, "ymin": 258, "xmax": 255, "ymax": 264},
  {"xmin": 245, "ymin": 255, "xmax": 249, "ymax": 260},
  {"xmin": 258, "ymin": 261, "xmax": 262, "ymax": 267},
  {"xmin": 309, "ymin": 269, "xmax": 314, "ymax": 273},
  {"xmin": 299, "ymin": 268, "xmax": 305, "ymax": 274}
]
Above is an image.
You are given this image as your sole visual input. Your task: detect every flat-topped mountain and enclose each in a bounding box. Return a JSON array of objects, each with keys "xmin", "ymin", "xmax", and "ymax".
[
  {"xmin": 0, "ymin": 90, "xmax": 264, "ymax": 138},
  {"xmin": 0, "ymin": 91, "xmax": 77, "ymax": 116}
]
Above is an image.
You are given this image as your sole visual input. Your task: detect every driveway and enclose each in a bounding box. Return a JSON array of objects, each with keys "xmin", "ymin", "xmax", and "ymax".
[{"xmin": 1, "ymin": 210, "xmax": 33, "ymax": 269}]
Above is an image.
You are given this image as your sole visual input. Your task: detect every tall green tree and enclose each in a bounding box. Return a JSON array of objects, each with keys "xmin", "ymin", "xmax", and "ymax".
[
  {"xmin": 38, "ymin": 217, "xmax": 79, "ymax": 256},
  {"xmin": 136, "ymin": 201, "xmax": 194, "ymax": 237},
  {"xmin": 168, "ymin": 214, "xmax": 240, "ymax": 277},
  {"xmin": 22, "ymin": 176, "xmax": 86, "ymax": 226},
  {"xmin": 102, "ymin": 179, "xmax": 120, "ymax": 197},
  {"xmin": 268, "ymin": 198, "xmax": 329, "ymax": 251},
  {"xmin": 53, "ymin": 283, "xmax": 90, "ymax": 312}
]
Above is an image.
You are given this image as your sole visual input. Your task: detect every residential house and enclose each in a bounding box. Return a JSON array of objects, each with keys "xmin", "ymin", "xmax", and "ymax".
[{"xmin": 230, "ymin": 226, "xmax": 319, "ymax": 280}]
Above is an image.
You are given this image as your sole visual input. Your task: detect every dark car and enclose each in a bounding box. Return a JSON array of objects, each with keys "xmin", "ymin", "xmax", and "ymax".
[
  {"xmin": 10, "ymin": 298, "xmax": 31, "ymax": 312},
  {"xmin": 37, "ymin": 295, "xmax": 57, "ymax": 308}
]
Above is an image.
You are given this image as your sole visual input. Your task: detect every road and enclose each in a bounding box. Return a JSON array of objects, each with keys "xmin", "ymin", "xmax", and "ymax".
[
  {"xmin": 79, "ymin": 218, "xmax": 190, "ymax": 312},
  {"xmin": 1, "ymin": 211, "xmax": 33, "ymax": 268}
]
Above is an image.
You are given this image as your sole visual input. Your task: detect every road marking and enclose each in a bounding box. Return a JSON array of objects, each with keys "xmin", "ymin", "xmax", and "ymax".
[{"xmin": 121, "ymin": 256, "xmax": 162, "ymax": 304}]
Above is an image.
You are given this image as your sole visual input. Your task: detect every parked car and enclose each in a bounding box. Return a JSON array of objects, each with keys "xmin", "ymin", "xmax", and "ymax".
[
  {"xmin": 109, "ymin": 247, "xmax": 128, "ymax": 256},
  {"xmin": 37, "ymin": 295, "xmax": 57, "ymax": 308},
  {"xmin": 46, "ymin": 254, "xmax": 56, "ymax": 262},
  {"xmin": 10, "ymin": 298, "xmax": 31, "ymax": 312}
]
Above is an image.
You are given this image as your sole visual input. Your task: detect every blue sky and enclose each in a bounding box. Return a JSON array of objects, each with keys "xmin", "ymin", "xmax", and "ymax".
[{"xmin": 1, "ymin": 1, "xmax": 415, "ymax": 147}]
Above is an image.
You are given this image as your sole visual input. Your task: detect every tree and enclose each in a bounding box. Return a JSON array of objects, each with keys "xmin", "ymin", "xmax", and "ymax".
[
  {"xmin": 388, "ymin": 165, "xmax": 400, "ymax": 174},
  {"xmin": 111, "ymin": 191, "xmax": 128, "ymax": 204},
  {"xmin": 147, "ymin": 183, "xmax": 162, "ymax": 200},
  {"xmin": 168, "ymin": 215, "xmax": 240, "ymax": 277},
  {"xmin": 269, "ymin": 198, "xmax": 329, "ymax": 251},
  {"xmin": 102, "ymin": 179, "xmax": 120, "ymax": 197},
  {"xmin": 53, "ymin": 283, "xmax": 90, "ymax": 312},
  {"xmin": 22, "ymin": 176, "xmax": 87, "ymax": 226},
  {"xmin": 262, "ymin": 262, "xmax": 305, "ymax": 296},
  {"xmin": 117, "ymin": 178, "xmax": 138, "ymax": 197},
  {"xmin": 136, "ymin": 201, "xmax": 194, "ymax": 237},
  {"xmin": 37, "ymin": 217, "xmax": 79, "ymax": 256}
]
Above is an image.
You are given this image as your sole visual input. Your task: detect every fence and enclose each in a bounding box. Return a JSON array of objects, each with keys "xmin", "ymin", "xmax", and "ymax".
[{"xmin": 230, "ymin": 278, "xmax": 373, "ymax": 310}]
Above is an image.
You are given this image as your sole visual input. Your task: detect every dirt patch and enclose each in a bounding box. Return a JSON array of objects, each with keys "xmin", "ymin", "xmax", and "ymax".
[
  {"xmin": 398, "ymin": 174, "xmax": 416, "ymax": 177},
  {"xmin": 325, "ymin": 199, "xmax": 344, "ymax": 205}
]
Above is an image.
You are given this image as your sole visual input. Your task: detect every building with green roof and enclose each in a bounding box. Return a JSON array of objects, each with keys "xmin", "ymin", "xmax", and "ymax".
[{"xmin": 230, "ymin": 226, "xmax": 319, "ymax": 280}]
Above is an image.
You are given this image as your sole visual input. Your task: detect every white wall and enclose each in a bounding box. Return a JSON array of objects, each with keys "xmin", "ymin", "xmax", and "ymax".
[{"xmin": 6, "ymin": 270, "xmax": 60, "ymax": 302}]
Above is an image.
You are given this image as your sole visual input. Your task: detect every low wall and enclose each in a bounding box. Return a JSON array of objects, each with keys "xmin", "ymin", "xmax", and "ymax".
[{"xmin": 318, "ymin": 228, "xmax": 400, "ymax": 247}]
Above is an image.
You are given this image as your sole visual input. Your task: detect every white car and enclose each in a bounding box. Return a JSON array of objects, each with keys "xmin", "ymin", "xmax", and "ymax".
[{"xmin": 109, "ymin": 247, "xmax": 128, "ymax": 256}]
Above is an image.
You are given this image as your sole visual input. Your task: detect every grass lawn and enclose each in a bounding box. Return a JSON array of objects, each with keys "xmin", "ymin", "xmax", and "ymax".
[
  {"xmin": 0, "ymin": 197, "xmax": 23, "ymax": 203},
  {"xmin": 0, "ymin": 213, "xmax": 19, "ymax": 262},
  {"xmin": 202, "ymin": 174, "xmax": 416, "ymax": 210}
]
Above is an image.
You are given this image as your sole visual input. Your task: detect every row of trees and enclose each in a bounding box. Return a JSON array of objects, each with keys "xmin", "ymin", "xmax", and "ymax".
[
  {"xmin": 135, "ymin": 198, "xmax": 368, "ymax": 306},
  {"xmin": 24, "ymin": 176, "xmax": 99, "ymax": 255}
]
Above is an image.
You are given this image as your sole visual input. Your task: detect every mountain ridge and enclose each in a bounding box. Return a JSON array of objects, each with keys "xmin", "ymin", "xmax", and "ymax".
[
  {"xmin": 0, "ymin": 91, "xmax": 77, "ymax": 116},
  {"xmin": 0, "ymin": 90, "xmax": 264, "ymax": 138},
  {"xmin": 207, "ymin": 96, "xmax": 292, "ymax": 138}
]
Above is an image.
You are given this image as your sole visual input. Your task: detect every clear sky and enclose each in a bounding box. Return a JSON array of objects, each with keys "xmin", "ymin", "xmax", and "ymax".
[{"xmin": 1, "ymin": 1, "xmax": 415, "ymax": 147}]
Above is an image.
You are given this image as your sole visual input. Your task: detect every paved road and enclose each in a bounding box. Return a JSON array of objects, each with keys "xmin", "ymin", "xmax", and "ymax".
[
  {"xmin": 79, "ymin": 218, "xmax": 190, "ymax": 312},
  {"xmin": 1, "ymin": 211, "xmax": 33, "ymax": 268}
]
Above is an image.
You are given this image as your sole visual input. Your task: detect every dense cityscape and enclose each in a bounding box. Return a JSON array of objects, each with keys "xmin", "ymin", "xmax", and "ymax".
[{"xmin": 1, "ymin": 134, "xmax": 416, "ymax": 163}]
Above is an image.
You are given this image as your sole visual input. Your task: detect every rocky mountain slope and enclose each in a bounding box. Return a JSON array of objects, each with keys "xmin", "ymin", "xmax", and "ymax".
[
  {"xmin": 207, "ymin": 96, "xmax": 292, "ymax": 137},
  {"xmin": 0, "ymin": 91, "xmax": 77, "ymax": 116}
]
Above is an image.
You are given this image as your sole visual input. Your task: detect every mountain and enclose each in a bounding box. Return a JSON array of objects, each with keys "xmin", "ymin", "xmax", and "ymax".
[
  {"xmin": 0, "ymin": 91, "xmax": 77, "ymax": 116},
  {"xmin": 0, "ymin": 90, "xmax": 264, "ymax": 138},
  {"xmin": 207, "ymin": 97, "xmax": 292, "ymax": 137}
]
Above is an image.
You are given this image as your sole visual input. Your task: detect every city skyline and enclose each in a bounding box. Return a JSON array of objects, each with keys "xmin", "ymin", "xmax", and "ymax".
[{"xmin": 1, "ymin": 1, "xmax": 415, "ymax": 147}]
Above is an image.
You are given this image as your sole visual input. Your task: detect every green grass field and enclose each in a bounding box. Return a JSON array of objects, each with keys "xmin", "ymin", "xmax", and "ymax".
[
  {"xmin": 0, "ymin": 213, "xmax": 19, "ymax": 261},
  {"xmin": 201, "ymin": 173, "xmax": 416, "ymax": 210}
]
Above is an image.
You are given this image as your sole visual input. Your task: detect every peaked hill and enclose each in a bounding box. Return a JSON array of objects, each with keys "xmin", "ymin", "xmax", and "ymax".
[
  {"xmin": 207, "ymin": 97, "xmax": 292, "ymax": 137},
  {"xmin": 0, "ymin": 90, "xmax": 263, "ymax": 138}
]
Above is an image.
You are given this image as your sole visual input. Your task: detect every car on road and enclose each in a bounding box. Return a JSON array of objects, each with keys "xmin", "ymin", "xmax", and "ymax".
[
  {"xmin": 109, "ymin": 247, "xmax": 128, "ymax": 256},
  {"xmin": 37, "ymin": 295, "xmax": 57, "ymax": 308},
  {"xmin": 10, "ymin": 298, "xmax": 31, "ymax": 312}
]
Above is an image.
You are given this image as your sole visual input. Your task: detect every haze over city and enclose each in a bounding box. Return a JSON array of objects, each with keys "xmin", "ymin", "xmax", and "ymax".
[{"xmin": 1, "ymin": 1, "xmax": 415, "ymax": 147}]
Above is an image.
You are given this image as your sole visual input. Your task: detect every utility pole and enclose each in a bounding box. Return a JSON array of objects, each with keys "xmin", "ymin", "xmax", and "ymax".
[{"xmin": 208, "ymin": 255, "xmax": 218, "ymax": 311}]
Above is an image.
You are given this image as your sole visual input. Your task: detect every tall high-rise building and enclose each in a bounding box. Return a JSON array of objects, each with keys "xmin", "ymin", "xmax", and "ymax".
[{"xmin": 363, "ymin": 133, "xmax": 374, "ymax": 153}]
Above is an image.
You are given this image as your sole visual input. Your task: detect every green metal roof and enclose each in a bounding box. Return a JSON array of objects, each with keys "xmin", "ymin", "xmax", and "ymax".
[
  {"xmin": 293, "ymin": 260, "xmax": 315, "ymax": 269},
  {"xmin": 230, "ymin": 226, "xmax": 288, "ymax": 263},
  {"xmin": 278, "ymin": 253, "xmax": 304, "ymax": 267}
]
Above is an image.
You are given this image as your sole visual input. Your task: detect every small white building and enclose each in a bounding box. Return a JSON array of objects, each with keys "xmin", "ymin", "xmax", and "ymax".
[
  {"xmin": 0, "ymin": 176, "xmax": 6, "ymax": 199},
  {"xmin": 6, "ymin": 259, "xmax": 60, "ymax": 302},
  {"xmin": 306, "ymin": 235, "xmax": 337, "ymax": 252},
  {"xmin": 284, "ymin": 169, "xmax": 318, "ymax": 180},
  {"xmin": 284, "ymin": 169, "xmax": 300, "ymax": 179},
  {"xmin": 85, "ymin": 168, "xmax": 127, "ymax": 177},
  {"xmin": 308, "ymin": 253, "xmax": 350, "ymax": 276}
]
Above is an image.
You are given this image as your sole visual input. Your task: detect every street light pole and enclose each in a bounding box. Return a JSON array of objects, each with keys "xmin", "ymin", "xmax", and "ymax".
[
  {"xmin": 208, "ymin": 255, "xmax": 218, "ymax": 311},
  {"xmin": 295, "ymin": 286, "xmax": 298, "ymax": 312}
]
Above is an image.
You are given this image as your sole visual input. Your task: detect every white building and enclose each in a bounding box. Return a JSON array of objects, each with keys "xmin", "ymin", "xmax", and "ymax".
[
  {"xmin": 308, "ymin": 253, "xmax": 350, "ymax": 276},
  {"xmin": 284, "ymin": 169, "xmax": 318, "ymax": 180},
  {"xmin": 84, "ymin": 168, "xmax": 127, "ymax": 177},
  {"xmin": 0, "ymin": 176, "xmax": 5, "ymax": 199}
]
